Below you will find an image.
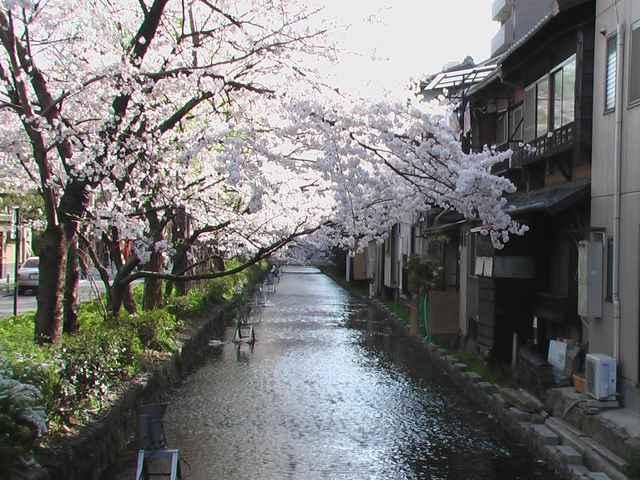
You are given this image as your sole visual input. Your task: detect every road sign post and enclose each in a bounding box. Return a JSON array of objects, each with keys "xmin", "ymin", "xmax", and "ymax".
[{"xmin": 13, "ymin": 207, "xmax": 20, "ymax": 317}]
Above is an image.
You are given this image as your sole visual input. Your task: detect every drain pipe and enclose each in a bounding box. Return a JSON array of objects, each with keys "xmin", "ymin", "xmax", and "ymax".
[{"xmin": 612, "ymin": 23, "xmax": 625, "ymax": 362}]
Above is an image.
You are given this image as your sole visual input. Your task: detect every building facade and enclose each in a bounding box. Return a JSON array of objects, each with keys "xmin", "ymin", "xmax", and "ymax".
[{"xmin": 589, "ymin": 0, "xmax": 640, "ymax": 410}]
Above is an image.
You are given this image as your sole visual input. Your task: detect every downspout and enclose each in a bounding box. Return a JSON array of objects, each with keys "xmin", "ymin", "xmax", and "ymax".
[{"xmin": 612, "ymin": 23, "xmax": 625, "ymax": 361}]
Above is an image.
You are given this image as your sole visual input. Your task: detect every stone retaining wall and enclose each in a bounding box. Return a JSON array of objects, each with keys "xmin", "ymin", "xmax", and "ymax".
[
  {"xmin": 368, "ymin": 297, "xmax": 605, "ymax": 480},
  {"xmin": 21, "ymin": 308, "xmax": 225, "ymax": 480}
]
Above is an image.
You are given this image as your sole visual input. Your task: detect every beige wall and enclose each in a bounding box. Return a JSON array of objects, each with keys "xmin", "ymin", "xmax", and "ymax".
[
  {"xmin": 591, "ymin": 0, "xmax": 640, "ymax": 405},
  {"xmin": 352, "ymin": 252, "xmax": 368, "ymax": 281}
]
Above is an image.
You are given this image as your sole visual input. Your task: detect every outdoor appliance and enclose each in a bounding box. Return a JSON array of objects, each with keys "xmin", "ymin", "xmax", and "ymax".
[{"xmin": 585, "ymin": 353, "xmax": 617, "ymax": 400}]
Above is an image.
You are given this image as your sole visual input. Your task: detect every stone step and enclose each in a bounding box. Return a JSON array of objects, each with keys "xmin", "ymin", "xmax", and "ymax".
[
  {"xmin": 547, "ymin": 445, "xmax": 583, "ymax": 465},
  {"xmin": 451, "ymin": 362, "xmax": 468, "ymax": 371},
  {"xmin": 461, "ymin": 371, "xmax": 483, "ymax": 383},
  {"xmin": 477, "ymin": 381, "xmax": 498, "ymax": 394},
  {"xmin": 545, "ymin": 417, "xmax": 628, "ymax": 480},
  {"xmin": 529, "ymin": 424, "xmax": 561, "ymax": 445},
  {"xmin": 568, "ymin": 464, "xmax": 591, "ymax": 479},
  {"xmin": 588, "ymin": 473, "xmax": 613, "ymax": 480},
  {"xmin": 508, "ymin": 407, "xmax": 532, "ymax": 422}
]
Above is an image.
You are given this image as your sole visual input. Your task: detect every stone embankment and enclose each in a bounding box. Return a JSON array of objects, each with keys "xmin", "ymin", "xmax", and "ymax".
[
  {"xmin": 18, "ymin": 308, "xmax": 225, "ymax": 480},
  {"xmin": 370, "ymin": 297, "xmax": 630, "ymax": 480}
]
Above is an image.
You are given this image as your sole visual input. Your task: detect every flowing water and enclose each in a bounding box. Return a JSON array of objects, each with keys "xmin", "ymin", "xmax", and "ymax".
[{"xmin": 155, "ymin": 266, "xmax": 560, "ymax": 479}]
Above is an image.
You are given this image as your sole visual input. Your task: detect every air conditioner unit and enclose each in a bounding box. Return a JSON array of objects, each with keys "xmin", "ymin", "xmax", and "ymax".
[{"xmin": 585, "ymin": 353, "xmax": 617, "ymax": 400}]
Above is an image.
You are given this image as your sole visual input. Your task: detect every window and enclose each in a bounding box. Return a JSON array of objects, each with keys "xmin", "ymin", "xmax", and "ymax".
[
  {"xmin": 524, "ymin": 56, "xmax": 577, "ymax": 141},
  {"xmin": 523, "ymin": 85, "xmax": 536, "ymax": 142},
  {"xmin": 606, "ymin": 237, "xmax": 613, "ymax": 302},
  {"xmin": 552, "ymin": 69, "xmax": 563, "ymax": 129},
  {"xmin": 605, "ymin": 34, "xmax": 617, "ymax": 112},
  {"xmin": 551, "ymin": 56, "xmax": 576, "ymax": 130},
  {"xmin": 509, "ymin": 105, "xmax": 523, "ymax": 142},
  {"xmin": 536, "ymin": 76, "xmax": 549, "ymax": 137},
  {"xmin": 630, "ymin": 21, "xmax": 640, "ymax": 106},
  {"xmin": 496, "ymin": 111, "xmax": 508, "ymax": 145},
  {"xmin": 562, "ymin": 59, "xmax": 576, "ymax": 124}
]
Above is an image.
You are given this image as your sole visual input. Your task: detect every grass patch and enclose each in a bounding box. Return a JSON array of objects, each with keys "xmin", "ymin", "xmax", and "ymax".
[
  {"xmin": 451, "ymin": 351, "xmax": 512, "ymax": 386},
  {"xmin": 383, "ymin": 300, "xmax": 410, "ymax": 325}
]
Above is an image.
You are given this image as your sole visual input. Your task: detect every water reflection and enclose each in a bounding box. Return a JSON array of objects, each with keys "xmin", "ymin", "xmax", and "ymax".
[{"xmin": 163, "ymin": 267, "xmax": 559, "ymax": 480}]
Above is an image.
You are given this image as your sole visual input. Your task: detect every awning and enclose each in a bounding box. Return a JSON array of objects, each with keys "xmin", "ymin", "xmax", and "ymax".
[{"xmin": 506, "ymin": 180, "xmax": 589, "ymax": 216}]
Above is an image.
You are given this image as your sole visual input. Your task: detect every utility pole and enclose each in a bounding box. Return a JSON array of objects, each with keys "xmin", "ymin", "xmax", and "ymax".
[{"xmin": 13, "ymin": 207, "xmax": 20, "ymax": 317}]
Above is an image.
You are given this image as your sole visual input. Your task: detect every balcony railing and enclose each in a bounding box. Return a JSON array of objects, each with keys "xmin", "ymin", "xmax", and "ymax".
[{"xmin": 511, "ymin": 122, "xmax": 575, "ymax": 167}]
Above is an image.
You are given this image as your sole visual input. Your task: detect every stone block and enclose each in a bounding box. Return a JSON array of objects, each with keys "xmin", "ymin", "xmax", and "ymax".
[
  {"xmin": 552, "ymin": 445, "xmax": 584, "ymax": 465},
  {"xmin": 508, "ymin": 407, "xmax": 532, "ymax": 422},
  {"xmin": 477, "ymin": 382, "xmax": 498, "ymax": 393},
  {"xmin": 462, "ymin": 371, "xmax": 483, "ymax": 383},
  {"xmin": 567, "ymin": 464, "xmax": 590, "ymax": 479},
  {"xmin": 500, "ymin": 387, "xmax": 544, "ymax": 412},
  {"xmin": 517, "ymin": 388, "xmax": 545, "ymax": 412},
  {"xmin": 491, "ymin": 394, "xmax": 507, "ymax": 408},
  {"xmin": 587, "ymin": 473, "xmax": 612, "ymax": 480},
  {"xmin": 584, "ymin": 400, "xmax": 620, "ymax": 410},
  {"xmin": 530, "ymin": 424, "xmax": 561, "ymax": 445}
]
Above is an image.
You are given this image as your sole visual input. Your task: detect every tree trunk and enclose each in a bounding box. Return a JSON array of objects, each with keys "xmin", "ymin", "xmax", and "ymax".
[
  {"xmin": 170, "ymin": 245, "xmax": 188, "ymax": 296},
  {"xmin": 63, "ymin": 236, "xmax": 80, "ymax": 333},
  {"xmin": 35, "ymin": 226, "xmax": 66, "ymax": 343},
  {"xmin": 59, "ymin": 180, "xmax": 89, "ymax": 333},
  {"xmin": 142, "ymin": 250, "xmax": 164, "ymax": 310},
  {"xmin": 123, "ymin": 283, "xmax": 136, "ymax": 314}
]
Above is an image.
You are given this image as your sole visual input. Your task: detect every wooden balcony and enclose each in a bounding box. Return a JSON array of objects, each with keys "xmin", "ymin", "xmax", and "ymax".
[{"xmin": 511, "ymin": 122, "xmax": 575, "ymax": 168}]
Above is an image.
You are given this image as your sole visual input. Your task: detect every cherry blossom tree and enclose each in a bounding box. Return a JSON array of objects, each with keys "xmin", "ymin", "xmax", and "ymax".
[
  {"xmin": 0, "ymin": 0, "xmax": 330, "ymax": 341},
  {"xmin": 0, "ymin": 0, "xmax": 525, "ymax": 344}
]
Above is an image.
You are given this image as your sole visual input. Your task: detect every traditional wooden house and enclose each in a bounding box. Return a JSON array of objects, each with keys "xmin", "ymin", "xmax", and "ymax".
[{"xmin": 460, "ymin": 0, "xmax": 595, "ymax": 392}]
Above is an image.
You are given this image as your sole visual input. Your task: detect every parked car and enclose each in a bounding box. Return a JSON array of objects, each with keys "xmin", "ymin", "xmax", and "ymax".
[{"xmin": 17, "ymin": 257, "xmax": 39, "ymax": 294}]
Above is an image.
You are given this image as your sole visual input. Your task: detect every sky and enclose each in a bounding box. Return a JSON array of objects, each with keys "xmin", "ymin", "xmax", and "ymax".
[{"xmin": 313, "ymin": 0, "xmax": 497, "ymax": 97}]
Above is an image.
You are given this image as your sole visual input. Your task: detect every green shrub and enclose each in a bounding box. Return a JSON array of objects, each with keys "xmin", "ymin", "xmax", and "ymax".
[
  {"xmin": 123, "ymin": 309, "xmax": 181, "ymax": 352},
  {"xmin": 0, "ymin": 314, "xmax": 61, "ymax": 413},
  {"xmin": 57, "ymin": 326, "xmax": 142, "ymax": 411},
  {"xmin": 0, "ymin": 358, "xmax": 47, "ymax": 468}
]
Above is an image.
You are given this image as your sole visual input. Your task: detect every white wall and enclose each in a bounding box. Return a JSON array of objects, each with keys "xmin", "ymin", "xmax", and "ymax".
[{"xmin": 591, "ymin": 0, "xmax": 640, "ymax": 406}]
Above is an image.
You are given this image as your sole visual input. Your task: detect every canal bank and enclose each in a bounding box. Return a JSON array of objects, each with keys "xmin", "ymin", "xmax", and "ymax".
[{"xmin": 322, "ymin": 268, "xmax": 629, "ymax": 480}]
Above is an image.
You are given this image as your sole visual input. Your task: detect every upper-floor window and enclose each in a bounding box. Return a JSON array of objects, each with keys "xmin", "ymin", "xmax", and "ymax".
[
  {"xmin": 551, "ymin": 56, "xmax": 576, "ymax": 129},
  {"xmin": 509, "ymin": 105, "xmax": 523, "ymax": 142},
  {"xmin": 605, "ymin": 34, "xmax": 617, "ymax": 112},
  {"xmin": 496, "ymin": 110, "xmax": 508, "ymax": 146},
  {"xmin": 536, "ymin": 76, "xmax": 549, "ymax": 138},
  {"xmin": 630, "ymin": 21, "xmax": 640, "ymax": 107},
  {"xmin": 495, "ymin": 104, "xmax": 523, "ymax": 146},
  {"xmin": 523, "ymin": 55, "xmax": 577, "ymax": 142}
]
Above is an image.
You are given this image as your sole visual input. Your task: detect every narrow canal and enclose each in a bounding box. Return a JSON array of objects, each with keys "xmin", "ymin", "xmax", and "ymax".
[{"xmin": 160, "ymin": 266, "xmax": 561, "ymax": 479}]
